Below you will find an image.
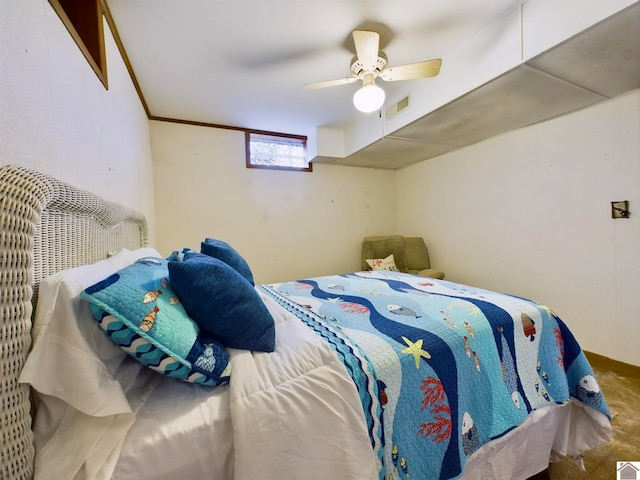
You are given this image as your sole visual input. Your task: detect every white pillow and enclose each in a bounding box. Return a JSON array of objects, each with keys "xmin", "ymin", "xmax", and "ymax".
[
  {"xmin": 19, "ymin": 247, "xmax": 162, "ymax": 416},
  {"xmin": 366, "ymin": 254, "xmax": 399, "ymax": 272}
]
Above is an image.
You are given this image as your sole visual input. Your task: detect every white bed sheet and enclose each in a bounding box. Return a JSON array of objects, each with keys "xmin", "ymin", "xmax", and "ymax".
[
  {"xmin": 113, "ymin": 378, "xmax": 233, "ymax": 480},
  {"xmin": 462, "ymin": 400, "xmax": 611, "ymax": 479},
  {"xmin": 111, "ymin": 381, "xmax": 611, "ymax": 480},
  {"xmin": 19, "ymin": 248, "xmax": 163, "ymax": 480}
]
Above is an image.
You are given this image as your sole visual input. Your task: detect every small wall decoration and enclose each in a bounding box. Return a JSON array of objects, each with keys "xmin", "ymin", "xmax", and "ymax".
[{"xmin": 611, "ymin": 200, "xmax": 630, "ymax": 219}]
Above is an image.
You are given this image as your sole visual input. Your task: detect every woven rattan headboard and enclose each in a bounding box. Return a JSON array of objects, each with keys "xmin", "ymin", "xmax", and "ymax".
[{"xmin": 0, "ymin": 165, "xmax": 148, "ymax": 479}]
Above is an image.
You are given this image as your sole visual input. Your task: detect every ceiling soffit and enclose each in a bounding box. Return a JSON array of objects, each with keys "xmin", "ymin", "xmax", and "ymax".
[{"xmin": 322, "ymin": 2, "xmax": 640, "ymax": 169}]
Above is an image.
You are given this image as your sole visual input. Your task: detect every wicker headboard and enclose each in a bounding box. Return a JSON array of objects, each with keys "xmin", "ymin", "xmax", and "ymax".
[{"xmin": 0, "ymin": 165, "xmax": 148, "ymax": 479}]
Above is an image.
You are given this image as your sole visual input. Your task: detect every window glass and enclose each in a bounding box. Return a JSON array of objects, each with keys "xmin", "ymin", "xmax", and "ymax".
[{"xmin": 246, "ymin": 132, "xmax": 311, "ymax": 172}]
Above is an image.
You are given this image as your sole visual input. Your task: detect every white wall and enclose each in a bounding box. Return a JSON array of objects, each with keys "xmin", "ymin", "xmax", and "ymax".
[
  {"xmin": 150, "ymin": 120, "xmax": 397, "ymax": 283},
  {"xmin": 0, "ymin": 0, "xmax": 155, "ymax": 239},
  {"xmin": 3, "ymin": 1, "xmax": 635, "ymax": 367},
  {"xmin": 396, "ymin": 90, "xmax": 640, "ymax": 366}
]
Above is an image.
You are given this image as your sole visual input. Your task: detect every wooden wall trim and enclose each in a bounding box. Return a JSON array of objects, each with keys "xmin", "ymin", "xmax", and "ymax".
[
  {"xmin": 149, "ymin": 116, "xmax": 307, "ymax": 140},
  {"xmin": 102, "ymin": 3, "xmax": 305, "ymax": 137},
  {"xmin": 584, "ymin": 351, "xmax": 640, "ymax": 377},
  {"xmin": 102, "ymin": 0, "xmax": 150, "ymax": 116},
  {"xmin": 48, "ymin": 0, "xmax": 108, "ymax": 88}
]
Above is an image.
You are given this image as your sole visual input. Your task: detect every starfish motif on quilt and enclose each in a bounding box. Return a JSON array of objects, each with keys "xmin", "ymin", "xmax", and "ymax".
[{"xmin": 401, "ymin": 336, "xmax": 431, "ymax": 369}]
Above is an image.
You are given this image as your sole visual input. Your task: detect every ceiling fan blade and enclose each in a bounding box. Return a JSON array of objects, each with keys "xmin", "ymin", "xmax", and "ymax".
[
  {"xmin": 379, "ymin": 58, "xmax": 442, "ymax": 82},
  {"xmin": 353, "ymin": 30, "xmax": 380, "ymax": 71},
  {"xmin": 304, "ymin": 77, "xmax": 358, "ymax": 90}
]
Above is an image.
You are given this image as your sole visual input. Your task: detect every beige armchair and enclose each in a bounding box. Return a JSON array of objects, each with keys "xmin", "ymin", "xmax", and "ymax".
[{"xmin": 361, "ymin": 235, "xmax": 445, "ymax": 279}]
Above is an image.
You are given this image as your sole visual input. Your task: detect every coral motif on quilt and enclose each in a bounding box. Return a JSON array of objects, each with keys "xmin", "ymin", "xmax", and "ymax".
[{"xmin": 260, "ymin": 271, "xmax": 610, "ymax": 480}]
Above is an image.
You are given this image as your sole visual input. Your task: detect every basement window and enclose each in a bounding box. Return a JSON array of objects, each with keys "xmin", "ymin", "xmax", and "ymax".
[
  {"xmin": 246, "ymin": 131, "xmax": 311, "ymax": 172},
  {"xmin": 48, "ymin": 0, "xmax": 108, "ymax": 88}
]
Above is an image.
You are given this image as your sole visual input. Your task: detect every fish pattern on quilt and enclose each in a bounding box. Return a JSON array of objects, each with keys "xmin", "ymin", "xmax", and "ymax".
[{"xmin": 260, "ymin": 271, "xmax": 610, "ymax": 480}]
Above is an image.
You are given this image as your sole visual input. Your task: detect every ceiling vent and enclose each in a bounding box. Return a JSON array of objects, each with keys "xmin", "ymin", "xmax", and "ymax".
[{"xmin": 386, "ymin": 95, "xmax": 410, "ymax": 119}]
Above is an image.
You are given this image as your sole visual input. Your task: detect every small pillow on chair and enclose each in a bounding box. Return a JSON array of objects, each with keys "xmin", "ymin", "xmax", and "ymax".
[
  {"xmin": 168, "ymin": 253, "xmax": 275, "ymax": 352},
  {"xmin": 201, "ymin": 238, "xmax": 254, "ymax": 286},
  {"xmin": 366, "ymin": 254, "xmax": 400, "ymax": 272},
  {"xmin": 362, "ymin": 235, "xmax": 409, "ymax": 272}
]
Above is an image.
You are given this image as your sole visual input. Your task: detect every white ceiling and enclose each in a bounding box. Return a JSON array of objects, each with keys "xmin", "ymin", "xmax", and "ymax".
[
  {"xmin": 107, "ymin": 0, "xmax": 524, "ymax": 136},
  {"xmin": 106, "ymin": 1, "xmax": 639, "ymax": 169}
]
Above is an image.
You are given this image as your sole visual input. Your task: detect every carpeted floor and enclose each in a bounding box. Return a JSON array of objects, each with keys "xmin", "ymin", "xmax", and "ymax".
[{"xmin": 547, "ymin": 353, "xmax": 640, "ymax": 479}]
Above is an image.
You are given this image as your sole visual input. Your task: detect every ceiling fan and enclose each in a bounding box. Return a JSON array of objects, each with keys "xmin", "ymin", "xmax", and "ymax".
[{"xmin": 304, "ymin": 30, "xmax": 442, "ymax": 113}]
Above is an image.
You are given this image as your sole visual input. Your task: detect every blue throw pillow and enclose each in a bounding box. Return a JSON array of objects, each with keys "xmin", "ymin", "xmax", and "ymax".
[
  {"xmin": 80, "ymin": 257, "xmax": 231, "ymax": 387},
  {"xmin": 201, "ymin": 238, "xmax": 255, "ymax": 286},
  {"xmin": 168, "ymin": 253, "xmax": 275, "ymax": 352}
]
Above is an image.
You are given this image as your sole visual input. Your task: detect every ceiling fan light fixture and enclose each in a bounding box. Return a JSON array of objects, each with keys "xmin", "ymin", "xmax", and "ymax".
[
  {"xmin": 305, "ymin": 30, "xmax": 441, "ymax": 113},
  {"xmin": 353, "ymin": 82, "xmax": 385, "ymax": 113}
]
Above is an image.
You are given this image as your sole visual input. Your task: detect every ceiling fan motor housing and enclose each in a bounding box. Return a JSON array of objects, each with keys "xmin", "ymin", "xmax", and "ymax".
[{"xmin": 350, "ymin": 52, "xmax": 388, "ymax": 77}]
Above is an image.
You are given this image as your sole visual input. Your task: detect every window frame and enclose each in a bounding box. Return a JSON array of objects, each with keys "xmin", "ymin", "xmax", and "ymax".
[
  {"xmin": 245, "ymin": 130, "xmax": 311, "ymax": 172},
  {"xmin": 48, "ymin": 0, "xmax": 108, "ymax": 89}
]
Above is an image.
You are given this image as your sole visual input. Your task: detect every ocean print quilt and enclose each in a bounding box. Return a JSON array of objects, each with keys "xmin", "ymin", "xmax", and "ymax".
[{"xmin": 260, "ymin": 271, "xmax": 610, "ymax": 480}]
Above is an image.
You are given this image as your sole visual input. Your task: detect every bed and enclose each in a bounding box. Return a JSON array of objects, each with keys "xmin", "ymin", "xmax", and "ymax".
[{"xmin": 0, "ymin": 164, "xmax": 612, "ymax": 480}]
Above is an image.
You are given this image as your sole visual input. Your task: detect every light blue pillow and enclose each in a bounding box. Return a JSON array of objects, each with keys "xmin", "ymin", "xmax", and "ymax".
[
  {"xmin": 81, "ymin": 257, "xmax": 231, "ymax": 387},
  {"xmin": 201, "ymin": 238, "xmax": 255, "ymax": 286},
  {"xmin": 166, "ymin": 247, "xmax": 197, "ymax": 262},
  {"xmin": 168, "ymin": 253, "xmax": 275, "ymax": 352}
]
